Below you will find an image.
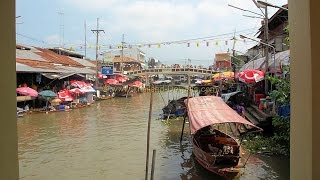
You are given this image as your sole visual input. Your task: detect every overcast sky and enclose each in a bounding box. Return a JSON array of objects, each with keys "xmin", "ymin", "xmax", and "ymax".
[{"xmin": 16, "ymin": 0, "xmax": 287, "ymax": 66}]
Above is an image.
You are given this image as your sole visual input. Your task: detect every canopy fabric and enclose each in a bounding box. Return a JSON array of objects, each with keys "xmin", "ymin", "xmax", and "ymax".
[
  {"xmin": 58, "ymin": 90, "xmax": 74, "ymax": 101},
  {"xmin": 185, "ymin": 96, "xmax": 261, "ymax": 134},
  {"xmin": 130, "ymin": 80, "xmax": 143, "ymax": 88},
  {"xmin": 16, "ymin": 87, "xmax": 38, "ymax": 97},
  {"xmin": 70, "ymin": 80, "xmax": 93, "ymax": 89},
  {"xmin": 104, "ymin": 78, "xmax": 119, "ymax": 85},
  {"xmin": 212, "ymin": 71, "xmax": 234, "ymax": 78},
  {"xmin": 221, "ymin": 91, "xmax": 242, "ymax": 102},
  {"xmin": 212, "ymin": 71, "xmax": 234, "ymax": 81},
  {"xmin": 69, "ymin": 88, "xmax": 85, "ymax": 94},
  {"xmin": 80, "ymin": 86, "xmax": 96, "ymax": 93},
  {"xmin": 237, "ymin": 69, "xmax": 265, "ymax": 84},
  {"xmin": 39, "ymin": 90, "xmax": 57, "ymax": 98},
  {"xmin": 239, "ymin": 50, "xmax": 290, "ymax": 72}
]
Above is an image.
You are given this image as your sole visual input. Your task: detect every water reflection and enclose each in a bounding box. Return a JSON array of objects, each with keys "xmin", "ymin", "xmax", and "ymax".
[{"xmin": 18, "ymin": 91, "xmax": 289, "ymax": 180}]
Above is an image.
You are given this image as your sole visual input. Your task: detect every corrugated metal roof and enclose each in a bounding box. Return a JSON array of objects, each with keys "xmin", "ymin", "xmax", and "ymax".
[
  {"xmin": 16, "ymin": 44, "xmax": 97, "ymax": 75},
  {"xmin": 35, "ymin": 48, "xmax": 83, "ymax": 66},
  {"xmin": 240, "ymin": 50, "xmax": 290, "ymax": 72},
  {"xmin": 60, "ymin": 66, "xmax": 96, "ymax": 74},
  {"xmin": 70, "ymin": 57, "xmax": 96, "ymax": 67},
  {"xmin": 16, "ymin": 46, "xmax": 48, "ymax": 62},
  {"xmin": 16, "ymin": 62, "xmax": 58, "ymax": 73}
]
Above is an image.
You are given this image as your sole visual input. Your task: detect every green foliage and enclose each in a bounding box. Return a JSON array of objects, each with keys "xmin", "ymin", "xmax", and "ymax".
[
  {"xmin": 242, "ymin": 134, "xmax": 289, "ymax": 155},
  {"xmin": 284, "ymin": 25, "xmax": 290, "ymax": 46},
  {"xmin": 266, "ymin": 72, "xmax": 290, "ymax": 105},
  {"xmin": 265, "ymin": 68, "xmax": 290, "ymax": 154}
]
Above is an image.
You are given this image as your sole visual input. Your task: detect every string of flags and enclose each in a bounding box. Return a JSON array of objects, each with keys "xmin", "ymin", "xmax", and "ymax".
[{"xmin": 70, "ymin": 37, "xmax": 248, "ymax": 51}]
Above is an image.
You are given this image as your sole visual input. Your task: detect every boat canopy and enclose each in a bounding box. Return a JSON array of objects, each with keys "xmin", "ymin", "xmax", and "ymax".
[{"xmin": 185, "ymin": 96, "xmax": 262, "ymax": 134}]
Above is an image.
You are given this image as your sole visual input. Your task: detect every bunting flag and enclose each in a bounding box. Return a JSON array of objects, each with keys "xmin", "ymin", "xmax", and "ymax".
[
  {"xmin": 215, "ymin": 41, "xmax": 219, "ymax": 46},
  {"xmin": 158, "ymin": 44, "xmax": 161, "ymax": 48},
  {"xmin": 206, "ymin": 42, "xmax": 209, "ymax": 47},
  {"xmin": 187, "ymin": 43, "xmax": 190, "ymax": 47},
  {"xmin": 196, "ymin": 42, "xmax": 199, "ymax": 47},
  {"xmin": 225, "ymin": 41, "xmax": 228, "ymax": 45},
  {"xmin": 148, "ymin": 44, "xmax": 151, "ymax": 48}
]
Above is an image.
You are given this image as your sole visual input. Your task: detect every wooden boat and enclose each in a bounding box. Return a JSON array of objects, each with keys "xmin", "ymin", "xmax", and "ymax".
[
  {"xmin": 185, "ymin": 96, "xmax": 261, "ymax": 179},
  {"xmin": 162, "ymin": 96, "xmax": 187, "ymax": 119},
  {"xmin": 29, "ymin": 109, "xmax": 72, "ymax": 114}
]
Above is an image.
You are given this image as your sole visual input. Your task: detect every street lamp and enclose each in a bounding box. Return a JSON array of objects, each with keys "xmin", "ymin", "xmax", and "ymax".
[
  {"xmin": 257, "ymin": 1, "xmax": 288, "ymax": 11},
  {"xmin": 240, "ymin": 34, "xmax": 276, "ymax": 71}
]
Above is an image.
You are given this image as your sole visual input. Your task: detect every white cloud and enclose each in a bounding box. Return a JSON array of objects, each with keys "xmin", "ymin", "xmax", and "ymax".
[
  {"xmin": 62, "ymin": 0, "xmax": 288, "ymax": 61},
  {"xmin": 45, "ymin": 34, "xmax": 61, "ymax": 45},
  {"xmin": 65, "ymin": 0, "xmax": 121, "ymax": 11}
]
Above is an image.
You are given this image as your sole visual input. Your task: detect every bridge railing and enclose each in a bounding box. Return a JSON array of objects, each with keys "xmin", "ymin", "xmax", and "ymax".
[{"xmin": 126, "ymin": 68, "xmax": 218, "ymax": 75}]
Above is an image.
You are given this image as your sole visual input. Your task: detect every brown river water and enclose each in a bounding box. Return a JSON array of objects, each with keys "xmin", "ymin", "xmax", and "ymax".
[{"xmin": 17, "ymin": 91, "xmax": 289, "ymax": 180}]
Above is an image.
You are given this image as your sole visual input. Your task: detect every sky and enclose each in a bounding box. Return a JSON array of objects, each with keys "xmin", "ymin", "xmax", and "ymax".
[{"xmin": 16, "ymin": 0, "xmax": 287, "ymax": 66}]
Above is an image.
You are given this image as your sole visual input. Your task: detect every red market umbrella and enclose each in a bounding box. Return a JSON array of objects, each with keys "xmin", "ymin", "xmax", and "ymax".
[
  {"xmin": 16, "ymin": 87, "xmax": 38, "ymax": 97},
  {"xmin": 131, "ymin": 80, "xmax": 143, "ymax": 88},
  {"xmin": 116, "ymin": 77, "xmax": 127, "ymax": 83},
  {"xmin": 58, "ymin": 90, "xmax": 74, "ymax": 102},
  {"xmin": 104, "ymin": 79, "xmax": 119, "ymax": 85},
  {"xmin": 69, "ymin": 88, "xmax": 84, "ymax": 94},
  {"xmin": 237, "ymin": 69, "xmax": 265, "ymax": 84},
  {"xmin": 70, "ymin": 80, "xmax": 90, "ymax": 89}
]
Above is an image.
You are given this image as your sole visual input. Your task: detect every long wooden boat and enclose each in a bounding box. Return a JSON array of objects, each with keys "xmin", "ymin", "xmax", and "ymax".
[
  {"xmin": 185, "ymin": 96, "xmax": 261, "ymax": 179},
  {"xmin": 162, "ymin": 96, "xmax": 187, "ymax": 119}
]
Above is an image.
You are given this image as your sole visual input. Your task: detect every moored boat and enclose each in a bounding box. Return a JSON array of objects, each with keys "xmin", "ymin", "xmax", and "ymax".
[
  {"xmin": 162, "ymin": 96, "xmax": 187, "ymax": 119},
  {"xmin": 185, "ymin": 96, "xmax": 261, "ymax": 179}
]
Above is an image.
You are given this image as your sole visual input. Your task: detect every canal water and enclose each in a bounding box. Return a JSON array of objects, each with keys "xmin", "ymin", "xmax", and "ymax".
[{"xmin": 17, "ymin": 91, "xmax": 289, "ymax": 180}]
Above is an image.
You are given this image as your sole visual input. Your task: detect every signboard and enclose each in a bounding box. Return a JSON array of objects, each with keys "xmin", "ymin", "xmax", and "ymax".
[{"xmin": 101, "ymin": 62, "xmax": 114, "ymax": 75}]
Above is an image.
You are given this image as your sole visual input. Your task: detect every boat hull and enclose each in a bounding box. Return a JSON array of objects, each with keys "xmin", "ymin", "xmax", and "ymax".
[{"xmin": 192, "ymin": 129, "xmax": 241, "ymax": 179}]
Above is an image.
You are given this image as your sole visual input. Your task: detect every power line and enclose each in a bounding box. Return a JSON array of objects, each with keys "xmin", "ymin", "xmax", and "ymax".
[{"xmin": 16, "ymin": 33, "xmax": 48, "ymax": 44}]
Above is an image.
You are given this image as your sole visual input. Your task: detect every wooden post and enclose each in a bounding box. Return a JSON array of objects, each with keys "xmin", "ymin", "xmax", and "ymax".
[
  {"xmin": 145, "ymin": 84, "xmax": 154, "ymax": 180},
  {"xmin": 180, "ymin": 113, "xmax": 187, "ymax": 143},
  {"xmin": 180, "ymin": 67, "xmax": 191, "ymax": 143},
  {"xmin": 150, "ymin": 149, "xmax": 156, "ymax": 180}
]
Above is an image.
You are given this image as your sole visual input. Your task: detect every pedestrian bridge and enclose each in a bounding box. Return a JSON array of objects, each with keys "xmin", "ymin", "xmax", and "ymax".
[{"xmin": 126, "ymin": 68, "xmax": 218, "ymax": 76}]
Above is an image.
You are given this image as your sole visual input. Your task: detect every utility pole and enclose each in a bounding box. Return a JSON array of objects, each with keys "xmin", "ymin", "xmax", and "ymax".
[
  {"xmin": 120, "ymin": 34, "xmax": 125, "ymax": 73},
  {"xmin": 232, "ymin": 30, "xmax": 237, "ymax": 74},
  {"xmin": 91, "ymin": 18, "xmax": 105, "ymax": 88},
  {"xmin": 58, "ymin": 10, "xmax": 64, "ymax": 49},
  {"xmin": 84, "ymin": 20, "xmax": 87, "ymax": 59},
  {"xmin": 264, "ymin": 6, "xmax": 269, "ymax": 94}
]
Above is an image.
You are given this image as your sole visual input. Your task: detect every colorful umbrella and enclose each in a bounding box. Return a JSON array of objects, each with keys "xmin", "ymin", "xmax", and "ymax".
[
  {"xmin": 70, "ymin": 80, "xmax": 92, "ymax": 89},
  {"xmin": 39, "ymin": 90, "xmax": 57, "ymax": 98},
  {"xmin": 105, "ymin": 79, "xmax": 119, "ymax": 85},
  {"xmin": 39, "ymin": 90, "xmax": 57, "ymax": 111},
  {"xmin": 69, "ymin": 88, "xmax": 84, "ymax": 94},
  {"xmin": 237, "ymin": 69, "xmax": 265, "ymax": 84},
  {"xmin": 116, "ymin": 77, "xmax": 127, "ymax": 83},
  {"xmin": 16, "ymin": 87, "xmax": 38, "ymax": 97},
  {"xmin": 58, "ymin": 90, "xmax": 74, "ymax": 102},
  {"xmin": 131, "ymin": 80, "xmax": 143, "ymax": 88},
  {"xmin": 212, "ymin": 71, "xmax": 235, "ymax": 81}
]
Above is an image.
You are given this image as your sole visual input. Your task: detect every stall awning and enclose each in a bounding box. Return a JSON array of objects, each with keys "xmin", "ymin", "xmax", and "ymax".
[
  {"xmin": 41, "ymin": 72, "xmax": 76, "ymax": 80},
  {"xmin": 240, "ymin": 50, "xmax": 290, "ymax": 72}
]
